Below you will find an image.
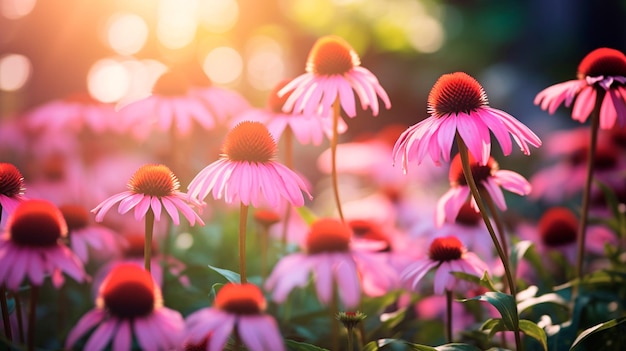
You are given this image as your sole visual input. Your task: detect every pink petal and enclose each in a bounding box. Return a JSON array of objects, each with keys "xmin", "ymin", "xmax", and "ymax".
[
  {"xmin": 133, "ymin": 196, "xmax": 152, "ymax": 221},
  {"xmin": 65, "ymin": 309, "xmax": 106, "ymax": 348},
  {"xmin": 333, "ymin": 255, "xmax": 361, "ymax": 308},
  {"xmin": 238, "ymin": 315, "xmax": 285, "ymax": 351},
  {"xmin": 85, "ymin": 319, "xmax": 118, "ymax": 351},
  {"xmin": 112, "ymin": 320, "xmax": 132, "ymax": 351},
  {"xmin": 572, "ymin": 86, "xmax": 597, "ymax": 123}
]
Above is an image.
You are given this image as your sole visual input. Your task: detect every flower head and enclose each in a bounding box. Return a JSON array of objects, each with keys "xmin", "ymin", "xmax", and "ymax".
[
  {"xmin": 0, "ymin": 163, "xmax": 26, "ymax": 222},
  {"xmin": 187, "ymin": 121, "xmax": 311, "ymax": 208},
  {"xmin": 185, "ymin": 283, "xmax": 285, "ymax": 351},
  {"xmin": 279, "ymin": 35, "xmax": 391, "ymax": 118},
  {"xmin": 92, "ymin": 164, "xmax": 204, "ymax": 226},
  {"xmin": 535, "ymin": 48, "xmax": 626, "ymax": 129},
  {"xmin": 393, "ymin": 72, "xmax": 541, "ymax": 169},
  {"xmin": 66, "ymin": 264, "xmax": 184, "ymax": 351}
]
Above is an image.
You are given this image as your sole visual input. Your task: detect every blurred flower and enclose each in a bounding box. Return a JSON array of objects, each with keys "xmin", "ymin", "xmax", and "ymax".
[
  {"xmin": 187, "ymin": 121, "xmax": 311, "ymax": 209},
  {"xmin": 401, "ymin": 236, "xmax": 488, "ymax": 295},
  {"xmin": 435, "ymin": 153, "xmax": 531, "ymax": 226},
  {"xmin": 65, "ymin": 263, "xmax": 184, "ymax": 351},
  {"xmin": 535, "ymin": 48, "xmax": 626, "ymax": 129},
  {"xmin": 0, "ymin": 163, "xmax": 26, "ymax": 225},
  {"xmin": 393, "ymin": 72, "xmax": 541, "ymax": 169},
  {"xmin": 92, "ymin": 164, "xmax": 204, "ymax": 226},
  {"xmin": 0, "ymin": 199, "xmax": 86, "ymax": 290},
  {"xmin": 265, "ymin": 218, "xmax": 397, "ymax": 308},
  {"xmin": 279, "ymin": 35, "xmax": 391, "ymax": 118},
  {"xmin": 185, "ymin": 283, "xmax": 285, "ymax": 351}
]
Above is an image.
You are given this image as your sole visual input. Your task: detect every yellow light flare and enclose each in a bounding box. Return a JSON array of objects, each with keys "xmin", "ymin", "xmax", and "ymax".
[
  {"xmin": 157, "ymin": 0, "xmax": 198, "ymax": 50},
  {"xmin": 203, "ymin": 46, "xmax": 243, "ymax": 85},
  {"xmin": 245, "ymin": 36, "xmax": 285, "ymax": 91},
  {"xmin": 198, "ymin": 0, "xmax": 239, "ymax": 33},
  {"xmin": 106, "ymin": 12, "xmax": 149, "ymax": 56},
  {"xmin": 87, "ymin": 59, "xmax": 130, "ymax": 103},
  {"xmin": 406, "ymin": 15, "xmax": 445, "ymax": 53},
  {"xmin": 0, "ymin": 54, "xmax": 32, "ymax": 91},
  {"xmin": 1, "ymin": 0, "xmax": 36, "ymax": 20}
]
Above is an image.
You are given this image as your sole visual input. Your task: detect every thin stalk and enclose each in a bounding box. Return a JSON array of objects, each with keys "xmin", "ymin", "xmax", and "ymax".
[
  {"xmin": 239, "ymin": 203, "xmax": 249, "ymax": 284},
  {"xmin": 330, "ymin": 97, "xmax": 345, "ymax": 222},
  {"xmin": 456, "ymin": 134, "xmax": 521, "ymax": 350},
  {"xmin": 480, "ymin": 189, "xmax": 509, "ymax": 264},
  {"xmin": 330, "ymin": 290, "xmax": 339, "ymax": 351},
  {"xmin": 446, "ymin": 289, "xmax": 453, "ymax": 343},
  {"xmin": 260, "ymin": 224, "xmax": 269, "ymax": 280},
  {"xmin": 13, "ymin": 294, "xmax": 23, "ymax": 343},
  {"xmin": 0, "ymin": 286, "xmax": 11, "ymax": 343},
  {"xmin": 347, "ymin": 327, "xmax": 354, "ymax": 351},
  {"xmin": 575, "ymin": 90, "xmax": 604, "ymax": 281},
  {"xmin": 27, "ymin": 286, "xmax": 38, "ymax": 351},
  {"xmin": 281, "ymin": 127, "xmax": 294, "ymax": 251},
  {"xmin": 144, "ymin": 209, "xmax": 155, "ymax": 272}
]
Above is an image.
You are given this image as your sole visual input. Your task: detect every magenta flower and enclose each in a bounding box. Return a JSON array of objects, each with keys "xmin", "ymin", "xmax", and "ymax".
[
  {"xmin": 265, "ymin": 218, "xmax": 397, "ymax": 308},
  {"xmin": 535, "ymin": 48, "xmax": 626, "ymax": 129},
  {"xmin": 0, "ymin": 199, "xmax": 86, "ymax": 290},
  {"xmin": 185, "ymin": 283, "xmax": 285, "ymax": 351},
  {"xmin": 92, "ymin": 164, "xmax": 204, "ymax": 226},
  {"xmin": 401, "ymin": 236, "xmax": 488, "ymax": 295},
  {"xmin": 187, "ymin": 121, "xmax": 311, "ymax": 208},
  {"xmin": 393, "ymin": 72, "xmax": 541, "ymax": 169},
  {"xmin": 65, "ymin": 263, "xmax": 184, "ymax": 351},
  {"xmin": 279, "ymin": 35, "xmax": 391, "ymax": 118},
  {"xmin": 435, "ymin": 153, "xmax": 531, "ymax": 226},
  {"xmin": 0, "ymin": 163, "xmax": 26, "ymax": 224}
]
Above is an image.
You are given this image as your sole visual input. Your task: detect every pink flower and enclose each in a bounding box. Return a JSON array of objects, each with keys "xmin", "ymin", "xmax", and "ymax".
[
  {"xmin": 401, "ymin": 236, "xmax": 488, "ymax": 295},
  {"xmin": 187, "ymin": 121, "xmax": 311, "ymax": 208},
  {"xmin": 279, "ymin": 35, "xmax": 391, "ymax": 118},
  {"xmin": 65, "ymin": 263, "xmax": 184, "ymax": 351},
  {"xmin": 393, "ymin": 72, "xmax": 541, "ymax": 169},
  {"xmin": 535, "ymin": 48, "xmax": 626, "ymax": 129},
  {"xmin": 0, "ymin": 163, "xmax": 26, "ymax": 224},
  {"xmin": 0, "ymin": 199, "xmax": 86, "ymax": 291},
  {"xmin": 435, "ymin": 153, "xmax": 531, "ymax": 226},
  {"xmin": 185, "ymin": 283, "xmax": 285, "ymax": 351},
  {"xmin": 92, "ymin": 164, "xmax": 204, "ymax": 226},
  {"xmin": 265, "ymin": 218, "xmax": 397, "ymax": 308}
]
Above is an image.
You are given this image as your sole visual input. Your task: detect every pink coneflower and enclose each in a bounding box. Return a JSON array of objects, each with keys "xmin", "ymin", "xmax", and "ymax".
[
  {"xmin": 185, "ymin": 283, "xmax": 285, "ymax": 351},
  {"xmin": 65, "ymin": 263, "xmax": 184, "ymax": 351},
  {"xmin": 535, "ymin": 48, "xmax": 626, "ymax": 129},
  {"xmin": 436, "ymin": 153, "xmax": 531, "ymax": 226},
  {"xmin": 393, "ymin": 72, "xmax": 541, "ymax": 169},
  {"xmin": 0, "ymin": 199, "xmax": 86, "ymax": 290},
  {"xmin": 0, "ymin": 163, "xmax": 26, "ymax": 225},
  {"xmin": 265, "ymin": 218, "xmax": 397, "ymax": 309}
]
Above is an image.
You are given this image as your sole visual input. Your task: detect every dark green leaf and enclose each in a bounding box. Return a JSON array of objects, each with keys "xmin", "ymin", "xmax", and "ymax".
[
  {"xmin": 519, "ymin": 319, "xmax": 547, "ymax": 351},
  {"xmin": 285, "ymin": 339, "xmax": 330, "ymax": 351},
  {"xmin": 517, "ymin": 292, "xmax": 568, "ymax": 314},
  {"xmin": 434, "ymin": 343, "xmax": 483, "ymax": 351},
  {"xmin": 463, "ymin": 292, "xmax": 518, "ymax": 331},
  {"xmin": 480, "ymin": 318, "xmax": 507, "ymax": 340},
  {"xmin": 570, "ymin": 316, "xmax": 626, "ymax": 350},
  {"xmin": 510, "ymin": 240, "xmax": 533, "ymax": 274},
  {"xmin": 207, "ymin": 265, "xmax": 240, "ymax": 284}
]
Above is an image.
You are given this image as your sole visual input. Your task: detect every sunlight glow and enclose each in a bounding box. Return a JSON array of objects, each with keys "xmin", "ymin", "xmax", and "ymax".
[
  {"xmin": 246, "ymin": 36, "xmax": 285, "ymax": 91},
  {"xmin": 203, "ymin": 46, "xmax": 243, "ymax": 85},
  {"xmin": 1, "ymin": 0, "xmax": 36, "ymax": 19},
  {"xmin": 406, "ymin": 15, "xmax": 445, "ymax": 53},
  {"xmin": 0, "ymin": 54, "xmax": 32, "ymax": 91},
  {"xmin": 87, "ymin": 59, "xmax": 130, "ymax": 103},
  {"xmin": 107, "ymin": 13, "xmax": 149, "ymax": 56},
  {"xmin": 198, "ymin": 0, "xmax": 239, "ymax": 33},
  {"xmin": 157, "ymin": 0, "xmax": 198, "ymax": 49}
]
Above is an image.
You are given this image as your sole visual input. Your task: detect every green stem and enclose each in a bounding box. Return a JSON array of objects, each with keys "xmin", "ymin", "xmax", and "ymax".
[
  {"xmin": 240, "ymin": 203, "xmax": 249, "ymax": 284},
  {"xmin": 446, "ymin": 289, "xmax": 453, "ymax": 343},
  {"xmin": 480, "ymin": 189, "xmax": 510, "ymax": 265},
  {"xmin": 330, "ymin": 97, "xmax": 345, "ymax": 222},
  {"xmin": 144, "ymin": 209, "xmax": 155, "ymax": 273},
  {"xmin": 0, "ymin": 286, "xmax": 11, "ymax": 344},
  {"xmin": 260, "ymin": 224, "xmax": 268, "ymax": 281},
  {"xmin": 331, "ymin": 290, "xmax": 339, "ymax": 351},
  {"xmin": 347, "ymin": 327, "xmax": 354, "ymax": 351},
  {"xmin": 281, "ymin": 127, "xmax": 294, "ymax": 252},
  {"xmin": 27, "ymin": 286, "xmax": 38, "ymax": 351},
  {"xmin": 13, "ymin": 293, "xmax": 23, "ymax": 344}
]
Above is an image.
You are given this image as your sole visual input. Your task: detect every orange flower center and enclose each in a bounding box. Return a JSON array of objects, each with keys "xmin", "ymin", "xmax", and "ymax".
[
  {"xmin": 306, "ymin": 35, "xmax": 359, "ymax": 76},
  {"xmin": 348, "ymin": 219, "xmax": 391, "ymax": 252},
  {"xmin": 454, "ymin": 201, "xmax": 482, "ymax": 226},
  {"xmin": 59, "ymin": 204, "xmax": 89, "ymax": 232},
  {"xmin": 41, "ymin": 154, "xmax": 66, "ymax": 181},
  {"xmin": 222, "ymin": 121, "xmax": 277, "ymax": 163},
  {"xmin": 128, "ymin": 164, "xmax": 179, "ymax": 197},
  {"xmin": 65, "ymin": 92, "xmax": 99, "ymax": 105},
  {"xmin": 101, "ymin": 264, "xmax": 156, "ymax": 318},
  {"xmin": 306, "ymin": 218, "xmax": 352, "ymax": 254},
  {"xmin": 214, "ymin": 283, "xmax": 266, "ymax": 315},
  {"xmin": 253, "ymin": 209, "xmax": 281, "ymax": 227},
  {"xmin": 577, "ymin": 48, "xmax": 626, "ymax": 79},
  {"xmin": 152, "ymin": 71, "xmax": 190, "ymax": 96},
  {"xmin": 449, "ymin": 153, "xmax": 498, "ymax": 186},
  {"xmin": 0, "ymin": 163, "xmax": 24, "ymax": 198},
  {"xmin": 429, "ymin": 236, "xmax": 464, "ymax": 261},
  {"xmin": 123, "ymin": 233, "xmax": 158, "ymax": 258},
  {"xmin": 267, "ymin": 80, "xmax": 293, "ymax": 114},
  {"xmin": 538, "ymin": 207, "xmax": 578, "ymax": 247},
  {"xmin": 428, "ymin": 72, "xmax": 488, "ymax": 118},
  {"xmin": 9, "ymin": 200, "xmax": 67, "ymax": 247}
]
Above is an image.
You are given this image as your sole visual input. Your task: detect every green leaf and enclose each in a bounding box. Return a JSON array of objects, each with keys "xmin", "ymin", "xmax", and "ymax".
[
  {"xmin": 570, "ymin": 316, "xmax": 626, "ymax": 350},
  {"xmin": 463, "ymin": 292, "xmax": 518, "ymax": 331},
  {"xmin": 519, "ymin": 319, "xmax": 547, "ymax": 351},
  {"xmin": 207, "ymin": 265, "xmax": 240, "ymax": 284},
  {"xmin": 295, "ymin": 206, "xmax": 318, "ymax": 226},
  {"xmin": 363, "ymin": 339, "xmax": 402, "ymax": 351},
  {"xmin": 362, "ymin": 340, "xmax": 481, "ymax": 351},
  {"xmin": 517, "ymin": 292, "xmax": 568, "ymax": 314},
  {"xmin": 480, "ymin": 318, "xmax": 507, "ymax": 340},
  {"xmin": 510, "ymin": 240, "xmax": 533, "ymax": 274},
  {"xmin": 285, "ymin": 339, "xmax": 330, "ymax": 351},
  {"xmin": 434, "ymin": 343, "xmax": 483, "ymax": 351}
]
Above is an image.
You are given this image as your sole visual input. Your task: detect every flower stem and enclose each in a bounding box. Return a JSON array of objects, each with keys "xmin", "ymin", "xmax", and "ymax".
[
  {"xmin": 347, "ymin": 326, "xmax": 354, "ymax": 351},
  {"xmin": 281, "ymin": 127, "xmax": 294, "ymax": 251},
  {"xmin": 0, "ymin": 286, "xmax": 11, "ymax": 343},
  {"xmin": 260, "ymin": 224, "xmax": 269, "ymax": 281},
  {"xmin": 144, "ymin": 208, "xmax": 155, "ymax": 273},
  {"xmin": 575, "ymin": 90, "xmax": 604, "ymax": 281},
  {"xmin": 331, "ymin": 97, "xmax": 345, "ymax": 222},
  {"xmin": 456, "ymin": 134, "xmax": 521, "ymax": 350},
  {"xmin": 239, "ymin": 203, "xmax": 249, "ymax": 284},
  {"xmin": 331, "ymin": 289, "xmax": 339, "ymax": 351},
  {"xmin": 13, "ymin": 293, "xmax": 23, "ymax": 343},
  {"xmin": 479, "ymin": 189, "xmax": 509, "ymax": 263},
  {"xmin": 446, "ymin": 289, "xmax": 453, "ymax": 343},
  {"xmin": 27, "ymin": 286, "xmax": 38, "ymax": 351}
]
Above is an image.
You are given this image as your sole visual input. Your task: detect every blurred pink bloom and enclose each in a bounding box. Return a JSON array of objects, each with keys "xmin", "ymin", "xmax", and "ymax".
[
  {"xmin": 0, "ymin": 200, "xmax": 86, "ymax": 291},
  {"xmin": 0, "ymin": 163, "xmax": 26, "ymax": 226},
  {"xmin": 436, "ymin": 153, "xmax": 531, "ymax": 226},
  {"xmin": 279, "ymin": 35, "xmax": 391, "ymax": 118},
  {"xmin": 92, "ymin": 164, "xmax": 204, "ymax": 226},
  {"xmin": 265, "ymin": 218, "xmax": 398, "ymax": 308},
  {"xmin": 187, "ymin": 121, "xmax": 311, "ymax": 209},
  {"xmin": 66, "ymin": 264, "xmax": 184, "ymax": 351},
  {"xmin": 535, "ymin": 47, "xmax": 626, "ymax": 129},
  {"xmin": 393, "ymin": 72, "xmax": 541, "ymax": 169},
  {"xmin": 185, "ymin": 283, "xmax": 285, "ymax": 351},
  {"xmin": 401, "ymin": 236, "xmax": 488, "ymax": 295}
]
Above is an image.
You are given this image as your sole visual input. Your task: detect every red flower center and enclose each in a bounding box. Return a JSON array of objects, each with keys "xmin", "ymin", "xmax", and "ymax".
[
  {"xmin": 449, "ymin": 153, "xmax": 498, "ymax": 186},
  {"xmin": 0, "ymin": 163, "xmax": 24, "ymax": 198},
  {"xmin": 222, "ymin": 121, "xmax": 277, "ymax": 163},
  {"xmin": 214, "ymin": 283, "xmax": 266, "ymax": 315},
  {"xmin": 428, "ymin": 72, "xmax": 488, "ymax": 118},
  {"xmin": 429, "ymin": 236, "xmax": 464, "ymax": 261},
  {"xmin": 41, "ymin": 154, "xmax": 66, "ymax": 181},
  {"xmin": 348, "ymin": 219, "xmax": 391, "ymax": 252},
  {"xmin": 306, "ymin": 35, "xmax": 359, "ymax": 76},
  {"xmin": 123, "ymin": 233, "xmax": 158, "ymax": 258},
  {"xmin": 538, "ymin": 207, "xmax": 578, "ymax": 247},
  {"xmin": 577, "ymin": 48, "xmax": 626, "ymax": 79},
  {"xmin": 267, "ymin": 80, "xmax": 293, "ymax": 114},
  {"xmin": 128, "ymin": 164, "xmax": 179, "ymax": 197},
  {"xmin": 101, "ymin": 264, "xmax": 156, "ymax": 318},
  {"xmin": 253, "ymin": 209, "xmax": 281, "ymax": 227},
  {"xmin": 59, "ymin": 204, "xmax": 89, "ymax": 232},
  {"xmin": 306, "ymin": 218, "xmax": 352, "ymax": 254},
  {"xmin": 568, "ymin": 142, "xmax": 618, "ymax": 170},
  {"xmin": 9, "ymin": 200, "xmax": 67, "ymax": 247},
  {"xmin": 65, "ymin": 92, "xmax": 100, "ymax": 105},
  {"xmin": 455, "ymin": 201, "xmax": 482, "ymax": 226},
  {"xmin": 184, "ymin": 337, "xmax": 209, "ymax": 351},
  {"xmin": 152, "ymin": 71, "xmax": 190, "ymax": 96}
]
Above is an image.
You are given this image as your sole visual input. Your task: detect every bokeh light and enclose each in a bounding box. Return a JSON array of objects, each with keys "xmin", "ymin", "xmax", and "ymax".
[
  {"xmin": 406, "ymin": 15, "xmax": 445, "ymax": 53},
  {"xmin": 157, "ymin": 0, "xmax": 198, "ymax": 50},
  {"xmin": 0, "ymin": 54, "xmax": 32, "ymax": 91},
  {"xmin": 1, "ymin": 0, "xmax": 36, "ymax": 19},
  {"xmin": 87, "ymin": 58, "xmax": 130, "ymax": 103},
  {"xmin": 198, "ymin": 0, "xmax": 239, "ymax": 33},
  {"xmin": 106, "ymin": 12, "xmax": 149, "ymax": 56},
  {"xmin": 246, "ymin": 35, "xmax": 285, "ymax": 91},
  {"xmin": 203, "ymin": 46, "xmax": 243, "ymax": 85}
]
